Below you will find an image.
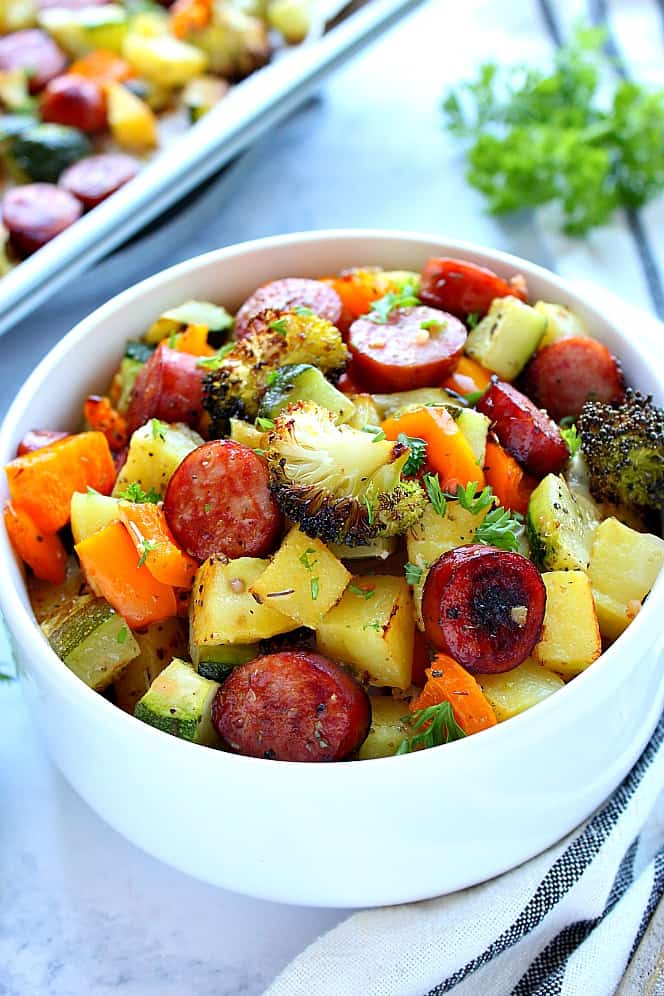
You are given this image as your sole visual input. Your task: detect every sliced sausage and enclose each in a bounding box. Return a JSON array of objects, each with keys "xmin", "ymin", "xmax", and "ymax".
[
  {"xmin": 60, "ymin": 154, "xmax": 139, "ymax": 209},
  {"xmin": 2, "ymin": 184, "xmax": 82, "ymax": 256},
  {"xmin": 125, "ymin": 343, "xmax": 205, "ymax": 433},
  {"xmin": 420, "ymin": 257, "xmax": 527, "ymax": 319},
  {"xmin": 521, "ymin": 337, "xmax": 624, "ymax": 421},
  {"xmin": 347, "ymin": 306, "xmax": 466, "ymax": 392},
  {"xmin": 422, "ymin": 545, "xmax": 546, "ymax": 673},
  {"xmin": 477, "ymin": 379, "xmax": 569, "ymax": 476},
  {"xmin": 41, "ymin": 74, "xmax": 107, "ymax": 133},
  {"xmin": 234, "ymin": 278, "xmax": 343, "ymax": 339},
  {"xmin": 0, "ymin": 30, "xmax": 67, "ymax": 93},
  {"xmin": 17, "ymin": 429, "xmax": 69, "ymax": 455},
  {"xmin": 211, "ymin": 651, "xmax": 371, "ymax": 761},
  {"xmin": 164, "ymin": 439, "xmax": 282, "ymax": 561}
]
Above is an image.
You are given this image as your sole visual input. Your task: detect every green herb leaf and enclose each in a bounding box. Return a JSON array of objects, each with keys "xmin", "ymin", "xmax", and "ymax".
[
  {"xmin": 466, "ymin": 312, "xmax": 481, "ymax": 329},
  {"xmin": 299, "ymin": 548, "xmax": 317, "ymax": 572},
  {"xmin": 420, "ymin": 318, "xmax": 446, "ymax": 332},
  {"xmin": 266, "ymin": 370, "xmax": 280, "ymax": 387},
  {"xmin": 151, "ymin": 418, "xmax": 167, "ymax": 441},
  {"xmin": 117, "ymin": 482, "xmax": 161, "ymax": 504},
  {"xmin": 204, "ymin": 503, "xmax": 212, "ymax": 514},
  {"xmin": 197, "ymin": 342, "xmax": 235, "ymax": 369},
  {"xmin": 456, "ymin": 481, "xmax": 494, "ymax": 515},
  {"xmin": 396, "ymin": 700, "xmax": 466, "ymax": 755},
  {"xmin": 474, "ymin": 505, "xmax": 524, "ymax": 552},
  {"xmin": 561, "ymin": 423, "xmax": 581, "ymax": 457},
  {"xmin": 136, "ymin": 538, "xmax": 157, "ymax": 569},
  {"xmin": 256, "ymin": 417, "xmax": 275, "ymax": 432},
  {"xmin": 168, "ymin": 331, "xmax": 177, "ymax": 349},
  {"xmin": 349, "ymin": 583, "xmax": 376, "ymax": 600},
  {"xmin": 0, "ymin": 670, "xmax": 15, "ymax": 681},
  {"xmin": 423, "ymin": 473, "xmax": 447, "ymax": 517},
  {"xmin": 86, "ymin": 485, "xmax": 101, "ymax": 496},
  {"xmin": 362, "ymin": 425, "xmax": 386, "ymax": 442},
  {"xmin": 442, "ymin": 26, "xmax": 664, "ymax": 235},
  {"xmin": 363, "ymin": 620, "xmax": 382, "ymax": 632},
  {"xmin": 270, "ymin": 318, "xmax": 288, "ymax": 335},
  {"xmin": 461, "ymin": 389, "xmax": 486, "ymax": 406},
  {"xmin": 310, "ymin": 577, "xmax": 320, "ymax": 601},
  {"xmin": 368, "ymin": 282, "xmax": 421, "ymax": 324},
  {"xmin": 397, "ymin": 433, "xmax": 427, "ymax": 475},
  {"xmin": 116, "ymin": 624, "xmax": 129, "ymax": 645},
  {"xmin": 404, "ymin": 562, "xmax": 423, "ymax": 586},
  {"xmin": 364, "ymin": 494, "xmax": 376, "ymax": 527}
]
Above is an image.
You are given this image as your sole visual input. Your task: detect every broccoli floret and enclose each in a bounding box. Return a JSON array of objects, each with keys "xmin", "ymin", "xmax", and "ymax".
[
  {"xmin": 577, "ymin": 390, "xmax": 664, "ymax": 510},
  {"xmin": 264, "ymin": 401, "xmax": 426, "ymax": 545},
  {"xmin": 203, "ymin": 309, "xmax": 348, "ymax": 436}
]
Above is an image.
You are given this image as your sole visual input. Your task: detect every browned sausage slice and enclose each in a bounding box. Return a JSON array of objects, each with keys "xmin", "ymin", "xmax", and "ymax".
[
  {"xmin": 60, "ymin": 154, "xmax": 139, "ymax": 209},
  {"xmin": 0, "ymin": 30, "xmax": 67, "ymax": 92},
  {"xmin": 348, "ymin": 306, "xmax": 466, "ymax": 391},
  {"xmin": 164, "ymin": 440, "xmax": 282, "ymax": 561},
  {"xmin": 211, "ymin": 651, "xmax": 371, "ymax": 761},
  {"xmin": 125, "ymin": 343, "xmax": 205, "ymax": 433},
  {"xmin": 2, "ymin": 184, "xmax": 82, "ymax": 256},
  {"xmin": 422, "ymin": 545, "xmax": 546, "ymax": 673},
  {"xmin": 40, "ymin": 74, "xmax": 107, "ymax": 133},
  {"xmin": 521, "ymin": 337, "xmax": 625, "ymax": 421},
  {"xmin": 234, "ymin": 278, "xmax": 343, "ymax": 338},
  {"xmin": 477, "ymin": 379, "xmax": 569, "ymax": 476}
]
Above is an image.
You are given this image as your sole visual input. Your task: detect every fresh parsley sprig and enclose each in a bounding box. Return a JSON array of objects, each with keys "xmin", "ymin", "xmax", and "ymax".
[
  {"xmin": 474, "ymin": 506, "xmax": 524, "ymax": 552},
  {"xmin": 116, "ymin": 482, "xmax": 161, "ymax": 504},
  {"xmin": 561, "ymin": 423, "xmax": 581, "ymax": 457},
  {"xmin": 368, "ymin": 282, "xmax": 421, "ymax": 324},
  {"xmin": 397, "ymin": 433, "xmax": 427, "ymax": 475},
  {"xmin": 423, "ymin": 473, "xmax": 447, "ymax": 517},
  {"xmin": 396, "ymin": 701, "xmax": 466, "ymax": 755},
  {"xmin": 197, "ymin": 343, "xmax": 235, "ymax": 369},
  {"xmin": 456, "ymin": 481, "xmax": 494, "ymax": 515},
  {"xmin": 404, "ymin": 562, "xmax": 423, "ymax": 586}
]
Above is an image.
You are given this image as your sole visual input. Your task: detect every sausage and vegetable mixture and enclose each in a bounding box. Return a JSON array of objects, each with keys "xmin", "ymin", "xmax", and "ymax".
[
  {"xmin": 5, "ymin": 257, "xmax": 664, "ymax": 761},
  {"xmin": 0, "ymin": 0, "xmax": 309, "ymax": 268}
]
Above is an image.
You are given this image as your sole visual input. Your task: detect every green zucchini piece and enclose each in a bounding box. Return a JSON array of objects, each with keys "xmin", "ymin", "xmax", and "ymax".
[
  {"xmin": 70, "ymin": 491, "xmax": 121, "ymax": 545},
  {"xmin": 197, "ymin": 643, "xmax": 259, "ymax": 682},
  {"xmin": 8, "ymin": 123, "xmax": 91, "ymax": 182},
  {"xmin": 371, "ymin": 387, "xmax": 456, "ymax": 420},
  {"xmin": 125, "ymin": 339, "xmax": 155, "ymax": 363},
  {"xmin": 453, "ymin": 408, "xmax": 490, "ymax": 465},
  {"xmin": 534, "ymin": 301, "xmax": 588, "ymax": 348},
  {"xmin": 258, "ymin": 363, "xmax": 354, "ymax": 422},
  {"xmin": 0, "ymin": 113, "xmax": 38, "ymax": 147},
  {"xmin": 527, "ymin": 473, "xmax": 592, "ymax": 572},
  {"xmin": 182, "ymin": 75, "xmax": 228, "ymax": 122},
  {"xmin": 43, "ymin": 595, "xmax": 139, "ymax": 690},
  {"xmin": 116, "ymin": 356, "xmax": 144, "ymax": 414},
  {"xmin": 134, "ymin": 658, "xmax": 220, "ymax": 744},
  {"xmin": 345, "ymin": 394, "xmax": 381, "ymax": 430},
  {"xmin": 465, "ymin": 296, "xmax": 546, "ymax": 380},
  {"xmin": 114, "ymin": 617, "xmax": 188, "ymax": 714},
  {"xmin": 146, "ymin": 299, "xmax": 233, "ymax": 343}
]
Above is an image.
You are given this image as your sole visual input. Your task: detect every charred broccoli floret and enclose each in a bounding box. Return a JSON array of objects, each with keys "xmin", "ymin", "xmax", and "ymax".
[
  {"xmin": 264, "ymin": 401, "xmax": 426, "ymax": 545},
  {"xmin": 577, "ymin": 390, "xmax": 664, "ymax": 510},
  {"xmin": 203, "ymin": 309, "xmax": 348, "ymax": 435}
]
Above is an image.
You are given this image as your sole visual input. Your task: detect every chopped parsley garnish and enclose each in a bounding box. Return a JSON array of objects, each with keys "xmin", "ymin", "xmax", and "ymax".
[
  {"xmin": 204, "ymin": 503, "xmax": 212, "ymax": 514},
  {"xmin": 266, "ymin": 370, "xmax": 280, "ymax": 387},
  {"xmin": 456, "ymin": 481, "xmax": 494, "ymax": 515},
  {"xmin": 310, "ymin": 577, "xmax": 320, "ymax": 601},
  {"xmin": 299, "ymin": 548, "xmax": 317, "ymax": 572},
  {"xmin": 404, "ymin": 562, "xmax": 423, "ymax": 586},
  {"xmin": 362, "ymin": 425, "xmax": 386, "ymax": 442},
  {"xmin": 396, "ymin": 701, "xmax": 466, "ymax": 754},
  {"xmin": 364, "ymin": 494, "xmax": 376, "ymax": 527},
  {"xmin": 349, "ymin": 583, "xmax": 375, "ymax": 600},
  {"xmin": 363, "ymin": 620, "xmax": 382, "ymax": 632},
  {"xmin": 0, "ymin": 670, "xmax": 15, "ymax": 681},
  {"xmin": 561, "ymin": 423, "xmax": 581, "ymax": 457},
  {"xmin": 420, "ymin": 318, "xmax": 446, "ymax": 332},
  {"xmin": 117, "ymin": 482, "xmax": 161, "ymax": 504},
  {"xmin": 197, "ymin": 342, "xmax": 235, "ymax": 369},
  {"xmin": 137, "ymin": 538, "xmax": 157, "ymax": 569},
  {"xmin": 116, "ymin": 625, "xmax": 129, "ymax": 645},
  {"xmin": 270, "ymin": 318, "xmax": 288, "ymax": 335},
  {"xmin": 368, "ymin": 282, "xmax": 421, "ymax": 324},
  {"xmin": 423, "ymin": 472, "xmax": 447, "ymax": 517},
  {"xmin": 474, "ymin": 506, "xmax": 524, "ymax": 552},
  {"xmin": 151, "ymin": 418, "xmax": 167, "ymax": 441},
  {"xmin": 256, "ymin": 417, "xmax": 275, "ymax": 432},
  {"xmin": 397, "ymin": 433, "xmax": 427, "ymax": 475}
]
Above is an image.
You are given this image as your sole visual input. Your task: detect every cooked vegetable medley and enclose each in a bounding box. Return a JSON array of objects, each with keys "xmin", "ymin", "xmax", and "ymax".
[
  {"xmin": 5, "ymin": 256, "xmax": 664, "ymax": 761},
  {"xmin": 0, "ymin": 0, "xmax": 312, "ymax": 269}
]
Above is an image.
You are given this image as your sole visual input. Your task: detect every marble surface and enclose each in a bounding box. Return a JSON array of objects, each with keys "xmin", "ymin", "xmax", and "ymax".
[{"xmin": 1, "ymin": 0, "xmax": 663, "ymax": 993}]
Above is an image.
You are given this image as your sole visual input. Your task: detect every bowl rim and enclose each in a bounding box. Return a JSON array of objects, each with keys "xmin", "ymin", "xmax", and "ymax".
[{"xmin": 2, "ymin": 227, "xmax": 663, "ymax": 777}]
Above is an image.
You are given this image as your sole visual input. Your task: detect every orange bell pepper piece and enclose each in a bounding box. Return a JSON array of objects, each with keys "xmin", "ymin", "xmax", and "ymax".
[
  {"xmin": 173, "ymin": 323, "xmax": 215, "ymax": 357},
  {"xmin": 84, "ymin": 395, "xmax": 128, "ymax": 451},
  {"xmin": 442, "ymin": 356, "xmax": 493, "ymax": 397},
  {"xmin": 4, "ymin": 502, "xmax": 67, "ymax": 584},
  {"xmin": 75, "ymin": 521, "xmax": 177, "ymax": 628},
  {"xmin": 119, "ymin": 501, "xmax": 198, "ymax": 589},
  {"xmin": 6, "ymin": 432, "xmax": 116, "ymax": 534},
  {"xmin": 410, "ymin": 656, "xmax": 497, "ymax": 735},
  {"xmin": 483, "ymin": 440, "xmax": 537, "ymax": 516},
  {"xmin": 382, "ymin": 406, "xmax": 484, "ymax": 492},
  {"xmin": 69, "ymin": 50, "xmax": 134, "ymax": 83},
  {"xmin": 171, "ymin": 0, "xmax": 213, "ymax": 38}
]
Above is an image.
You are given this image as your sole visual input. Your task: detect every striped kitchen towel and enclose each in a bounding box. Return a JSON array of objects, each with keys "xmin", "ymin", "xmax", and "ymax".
[{"xmin": 265, "ymin": 719, "xmax": 664, "ymax": 996}]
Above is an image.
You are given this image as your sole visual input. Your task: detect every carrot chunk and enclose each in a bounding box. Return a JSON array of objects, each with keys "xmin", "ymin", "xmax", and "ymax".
[
  {"xmin": 410, "ymin": 656, "xmax": 497, "ymax": 735},
  {"xmin": 483, "ymin": 439, "xmax": 537, "ymax": 515},
  {"xmin": 4, "ymin": 502, "xmax": 67, "ymax": 584},
  {"xmin": 83, "ymin": 395, "xmax": 128, "ymax": 451}
]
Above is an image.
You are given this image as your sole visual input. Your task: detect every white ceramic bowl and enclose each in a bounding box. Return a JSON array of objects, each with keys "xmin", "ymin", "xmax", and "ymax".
[{"xmin": 1, "ymin": 230, "xmax": 663, "ymax": 908}]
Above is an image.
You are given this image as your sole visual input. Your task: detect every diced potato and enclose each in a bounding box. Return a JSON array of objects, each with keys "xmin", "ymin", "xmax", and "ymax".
[
  {"xmin": 106, "ymin": 81, "xmax": 157, "ymax": 150},
  {"xmin": 27, "ymin": 557, "xmax": 83, "ymax": 624},
  {"xmin": 478, "ymin": 659, "xmax": 564, "ymax": 721},
  {"xmin": 407, "ymin": 502, "xmax": 487, "ymax": 628},
  {"xmin": 0, "ymin": 0, "xmax": 36, "ymax": 33},
  {"xmin": 190, "ymin": 556, "xmax": 294, "ymax": 654},
  {"xmin": 267, "ymin": 0, "xmax": 310, "ymax": 43},
  {"xmin": 588, "ymin": 517, "xmax": 664, "ymax": 641},
  {"xmin": 328, "ymin": 536, "xmax": 396, "ymax": 561},
  {"xmin": 357, "ymin": 696, "xmax": 410, "ymax": 760},
  {"xmin": 316, "ymin": 574, "xmax": 414, "ymax": 689},
  {"xmin": 123, "ymin": 33, "xmax": 208, "ymax": 87},
  {"xmin": 533, "ymin": 571, "xmax": 601, "ymax": 677},
  {"xmin": 70, "ymin": 491, "xmax": 122, "ymax": 544},
  {"xmin": 40, "ymin": 5, "xmax": 128, "ymax": 56},
  {"xmin": 114, "ymin": 617, "xmax": 188, "ymax": 713},
  {"xmin": 250, "ymin": 527, "xmax": 350, "ymax": 629},
  {"xmin": 229, "ymin": 418, "xmax": 264, "ymax": 449},
  {"xmin": 113, "ymin": 421, "xmax": 203, "ymax": 498},
  {"xmin": 534, "ymin": 301, "xmax": 589, "ymax": 349}
]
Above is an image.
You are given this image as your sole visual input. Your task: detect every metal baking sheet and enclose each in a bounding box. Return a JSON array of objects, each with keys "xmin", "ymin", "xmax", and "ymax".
[{"xmin": 0, "ymin": 0, "xmax": 421, "ymax": 338}]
